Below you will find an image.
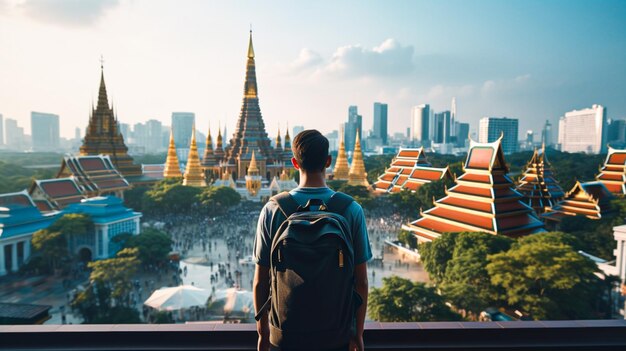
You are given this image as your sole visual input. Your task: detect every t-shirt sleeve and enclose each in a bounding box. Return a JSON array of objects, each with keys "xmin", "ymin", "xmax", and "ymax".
[
  {"xmin": 253, "ymin": 202, "xmax": 275, "ymax": 267},
  {"xmin": 349, "ymin": 202, "xmax": 372, "ymax": 265}
]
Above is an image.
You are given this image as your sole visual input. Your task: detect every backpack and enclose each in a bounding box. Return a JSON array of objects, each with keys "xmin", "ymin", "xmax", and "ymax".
[{"xmin": 255, "ymin": 191, "xmax": 362, "ymax": 349}]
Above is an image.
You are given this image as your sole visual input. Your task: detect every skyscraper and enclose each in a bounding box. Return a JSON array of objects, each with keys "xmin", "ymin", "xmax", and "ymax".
[
  {"xmin": 433, "ymin": 111, "xmax": 451, "ymax": 144},
  {"xmin": 344, "ymin": 106, "xmax": 362, "ymax": 152},
  {"xmin": 479, "ymin": 117, "xmax": 519, "ymax": 154},
  {"xmin": 410, "ymin": 104, "xmax": 430, "ymax": 145},
  {"xmin": 607, "ymin": 119, "xmax": 626, "ymax": 145},
  {"xmin": 373, "ymin": 102, "xmax": 388, "ymax": 145},
  {"xmin": 146, "ymin": 119, "xmax": 163, "ymax": 152},
  {"xmin": 74, "ymin": 127, "xmax": 81, "ymax": 141},
  {"xmin": 31, "ymin": 112, "xmax": 60, "ymax": 151},
  {"xmin": 0, "ymin": 114, "xmax": 4, "ymax": 146},
  {"xmin": 4, "ymin": 118, "xmax": 24, "ymax": 151},
  {"xmin": 455, "ymin": 122, "xmax": 469, "ymax": 147},
  {"xmin": 171, "ymin": 112, "xmax": 195, "ymax": 148},
  {"xmin": 541, "ymin": 119, "xmax": 553, "ymax": 147},
  {"xmin": 558, "ymin": 104, "xmax": 607, "ymax": 154},
  {"xmin": 450, "ymin": 97, "xmax": 457, "ymax": 138}
]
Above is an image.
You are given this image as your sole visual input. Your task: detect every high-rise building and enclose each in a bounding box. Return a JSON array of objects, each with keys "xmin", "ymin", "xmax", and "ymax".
[
  {"xmin": 172, "ymin": 112, "xmax": 195, "ymax": 148},
  {"xmin": 119, "ymin": 123, "xmax": 131, "ymax": 142},
  {"xmin": 146, "ymin": 119, "xmax": 163, "ymax": 152},
  {"xmin": 455, "ymin": 122, "xmax": 469, "ymax": 147},
  {"xmin": 0, "ymin": 114, "xmax": 4, "ymax": 146},
  {"xmin": 607, "ymin": 119, "xmax": 626, "ymax": 145},
  {"xmin": 5, "ymin": 118, "xmax": 24, "ymax": 151},
  {"xmin": 558, "ymin": 104, "xmax": 607, "ymax": 154},
  {"xmin": 344, "ymin": 106, "xmax": 362, "ymax": 152},
  {"xmin": 410, "ymin": 104, "xmax": 430, "ymax": 144},
  {"xmin": 74, "ymin": 127, "xmax": 81, "ymax": 141},
  {"xmin": 479, "ymin": 117, "xmax": 519, "ymax": 154},
  {"xmin": 541, "ymin": 119, "xmax": 553, "ymax": 147},
  {"xmin": 31, "ymin": 112, "xmax": 60, "ymax": 151},
  {"xmin": 433, "ymin": 111, "xmax": 451, "ymax": 144},
  {"xmin": 132, "ymin": 123, "xmax": 147, "ymax": 149},
  {"xmin": 450, "ymin": 97, "xmax": 457, "ymax": 138},
  {"xmin": 373, "ymin": 102, "xmax": 388, "ymax": 145},
  {"xmin": 293, "ymin": 125, "xmax": 304, "ymax": 138}
]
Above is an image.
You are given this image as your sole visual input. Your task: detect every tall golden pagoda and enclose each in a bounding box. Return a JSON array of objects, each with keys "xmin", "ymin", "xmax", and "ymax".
[
  {"xmin": 214, "ymin": 124, "xmax": 225, "ymax": 164},
  {"xmin": 245, "ymin": 150, "xmax": 262, "ymax": 196},
  {"xmin": 348, "ymin": 131, "xmax": 369, "ymax": 186},
  {"xmin": 80, "ymin": 63, "xmax": 142, "ymax": 179},
  {"xmin": 183, "ymin": 127, "xmax": 206, "ymax": 187},
  {"xmin": 221, "ymin": 31, "xmax": 286, "ymax": 180},
  {"xmin": 275, "ymin": 127, "xmax": 283, "ymax": 154},
  {"xmin": 333, "ymin": 127, "xmax": 350, "ymax": 180},
  {"xmin": 163, "ymin": 130, "xmax": 182, "ymax": 179},
  {"xmin": 201, "ymin": 125, "xmax": 219, "ymax": 180},
  {"xmin": 282, "ymin": 127, "xmax": 293, "ymax": 163}
]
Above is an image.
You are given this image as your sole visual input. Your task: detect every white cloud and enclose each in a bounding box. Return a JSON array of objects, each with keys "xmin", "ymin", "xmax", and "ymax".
[
  {"xmin": 18, "ymin": 0, "xmax": 120, "ymax": 26},
  {"xmin": 290, "ymin": 48, "xmax": 323, "ymax": 71}
]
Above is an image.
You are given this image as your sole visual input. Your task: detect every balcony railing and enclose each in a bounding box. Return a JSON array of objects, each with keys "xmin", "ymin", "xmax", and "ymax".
[{"xmin": 1, "ymin": 320, "xmax": 626, "ymax": 350}]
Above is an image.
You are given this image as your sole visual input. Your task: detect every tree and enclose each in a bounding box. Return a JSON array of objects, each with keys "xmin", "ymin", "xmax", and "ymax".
[
  {"xmin": 389, "ymin": 190, "xmax": 423, "ymax": 217},
  {"xmin": 369, "ymin": 277, "xmax": 461, "ymax": 322},
  {"xmin": 487, "ymin": 232, "xmax": 604, "ymax": 320},
  {"xmin": 123, "ymin": 228, "xmax": 172, "ymax": 265},
  {"xmin": 72, "ymin": 248, "xmax": 141, "ymax": 323},
  {"xmin": 124, "ymin": 186, "xmax": 149, "ymax": 211},
  {"xmin": 143, "ymin": 179, "xmax": 202, "ymax": 215},
  {"xmin": 31, "ymin": 229, "xmax": 67, "ymax": 272},
  {"xmin": 397, "ymin": 230, "xmax": 417, "ymax": 250},
  {"xmin": 198, "ymin": 186, "xmax": 241, "ymax": 215}
]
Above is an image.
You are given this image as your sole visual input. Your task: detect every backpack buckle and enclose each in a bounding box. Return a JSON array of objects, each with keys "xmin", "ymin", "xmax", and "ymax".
[{"xmin": 297, "ymin": 198, "xmax": 326, "ymax": 212}]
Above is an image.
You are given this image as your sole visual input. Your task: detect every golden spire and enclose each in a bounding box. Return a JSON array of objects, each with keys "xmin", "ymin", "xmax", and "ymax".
[
  {"xmin": 248, "ymin": 30, "xmax": 255, "ymax": 59},
  {"xmin": 348, "ymin": 130, "xmax": 369, "ymax": 186},
  {"xmin": 284, "ymin": 123, "xmax": 291, "ymax": 149},
  {"xmin": 163, "ymin": 129, "xmax": 183, "ymax": 178},
  {"xmin": 275, "ymin": 126, "xmax": 283, "ymax": 150},
  {"xmin": 183, "ymin": 125, "xmax": 207, "ymax": 187},
  {"xmin": 333, "ymin": 126, "xmax": 350, "ymax": 180},
  {"xmin": 248, "ymin": 150, "xmax": 260, "ymax": 176}
]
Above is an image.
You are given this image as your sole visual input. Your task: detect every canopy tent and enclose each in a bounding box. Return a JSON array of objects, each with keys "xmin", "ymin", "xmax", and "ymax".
[
  {"xmin": 144, "ymin": 285, "xmax": 211, "ymax": 311},
  {"xmin": 207, "ymin": 288, "xmax": 253, "ymax": 318}
]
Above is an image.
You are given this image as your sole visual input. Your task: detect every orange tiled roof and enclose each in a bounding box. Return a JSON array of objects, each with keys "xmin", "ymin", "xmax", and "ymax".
[
  {"xmin": 373, "ymin": 148, "xmax": 450, "ymax": 193},
  {"xmin": 542, "ymin": 181, "xmax": 614, "ymax": 222},
  {"xmin": 596, "ymin": 147, "xmax": 626, "ymax": 196}
]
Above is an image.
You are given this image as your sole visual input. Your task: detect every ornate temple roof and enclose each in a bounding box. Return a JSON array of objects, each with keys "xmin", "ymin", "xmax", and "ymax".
[
  {"xmin": 404, "ymin": 137, "xmax": 545, "ymax": 242},
  {"xmin": 596, "ymin": 147, "xmax": 626, "ymax": 195},
  {"xmin": 222, "ymin": 31, "xmax": 284, "ymax": 169},
  {"xmin": 64, "ymin": 196, "xmax": 141, "ymax": 225},
  {"xmin": 373, "ymin": 147, "xmax": 451, "ymax": 193},
  {"xmin": 0, "ymin": 191, "xmax": 60, "ymax": 240},
  {"xmin": 164, "ymin": 129, "xmax": 183, "ymax": 178},
  {"xmin": 201, "ymin": 126, "xmax": 218, "ymax": 168},
  {"xmin": 516, "ymin": 145, "xmax": 565, "ymax": 214},
  {"xmin": 29, "ymin": 178, "xmax": 85, "ymax": 210},
  {"xmin": 348, "ymin": 131, "xmax": 369, "ymax": 187},
  {"xmin": 542, "ymin": 181, "xmax": 614, "ymax": 222},
  {"xmin": 57, "ymin": 155, "xmax": 131, "ymax": 195},
  {"xmin": 183, "ymin": 127, "xmax": 207, "ymax": 187},
  {"xmin": 333, "ymin": 127, "xmax": 350, "ymax": 180},
  {"xmin": 79, "ymin": 64, "xmax": 143, "ymax": 178}
]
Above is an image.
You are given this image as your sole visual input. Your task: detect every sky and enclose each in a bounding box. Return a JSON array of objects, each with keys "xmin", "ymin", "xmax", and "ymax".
[{"xmin": 1, "ymin": 0, "xmax": 625, "ymax": 140}]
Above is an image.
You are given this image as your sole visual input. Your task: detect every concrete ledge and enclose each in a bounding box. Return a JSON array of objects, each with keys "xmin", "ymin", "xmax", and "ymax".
[{"xmin": 1, "ymin": 320, "xmax": 626, "ymax": 350}]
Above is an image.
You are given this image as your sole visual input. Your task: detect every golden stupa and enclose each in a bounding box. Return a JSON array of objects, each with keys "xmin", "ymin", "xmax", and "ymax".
[
  {"xmin": 333, "ymin": 127, "xmax": 350, "ymax": 180},
  {"xmin": 183, "ymin": 126, "xmax": 207, "ymax": 187},
  {"xmin": 163, "ymin": 129, "xmax": 182, "ymax": 178},
  {"xmin": 245, "ymin": 150, "xmax": 262, "ymax": 196},
  {"xmin": 348, "ymin": 130, "xmax": 369, "ymax": 186}
]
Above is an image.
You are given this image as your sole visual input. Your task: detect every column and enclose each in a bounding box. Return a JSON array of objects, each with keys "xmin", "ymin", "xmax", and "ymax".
[
  {"xmin": 0, "ymin": 244, "xmax": 6, "ymax": 276},
  {"xmin": 102, "ymin": 226, "xmax": 109, "ymax": 258},
  {"xmin": 11, "ymin": 243, "xmax": 18, "ymax": 272},
  {"xmin": 24, "ymin": 240, "xmax": 31, "ymax": 261}
]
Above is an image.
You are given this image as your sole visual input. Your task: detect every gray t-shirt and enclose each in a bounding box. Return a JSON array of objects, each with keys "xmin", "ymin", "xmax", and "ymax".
[{"xmin": 254, "ymin": 187, "xmax": 372, "ymax": 267}]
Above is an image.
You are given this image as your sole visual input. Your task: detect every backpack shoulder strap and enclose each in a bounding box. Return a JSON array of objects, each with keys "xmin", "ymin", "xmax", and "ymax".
[
  {"xmin": 326, "ymin": 191, "xmax": 355, "ymax": 215},
  {"xmin": 270, "ymin": 191, "xmax": 300, "ymax": 218}
]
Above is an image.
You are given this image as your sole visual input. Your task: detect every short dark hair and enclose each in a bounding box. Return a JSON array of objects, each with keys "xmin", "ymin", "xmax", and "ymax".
[{"xmin": 292, "ymin": 129, "xmax": 329, "ymax": 172}]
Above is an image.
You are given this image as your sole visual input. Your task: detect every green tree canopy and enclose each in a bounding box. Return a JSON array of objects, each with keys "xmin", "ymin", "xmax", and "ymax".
[
  {"xmin": 31, "ymin": 214, "xmax": 94, "ymax": 271},
  {"xmin": 369, "ymin": 276, "xmax": 462, "ymax": 322},
  {"xmin": 487, "ymin": 232, "xmax": 604, "ymax": 320},
  {"xmin": 123, "ymin": 228, "xmax": 172, "ymax": 265},
  {"xmin": 198, "ymin": 186, "xmax": 241, "ymax": 215}
]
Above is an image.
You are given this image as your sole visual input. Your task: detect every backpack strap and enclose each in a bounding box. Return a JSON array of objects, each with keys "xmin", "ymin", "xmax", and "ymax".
[
  {"xmin": 270, "ymin": 191, "xmax": 300, "ymax": 218},
  {"xmin": 326, "ymin": 191, "xmax": 354, "ymax": 215}
]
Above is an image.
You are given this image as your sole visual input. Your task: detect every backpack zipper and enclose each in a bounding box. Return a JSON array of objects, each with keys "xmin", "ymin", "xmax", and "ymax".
[{"xmin": 338, "ymin": 249, "xmax": 344, "ymax": 268}]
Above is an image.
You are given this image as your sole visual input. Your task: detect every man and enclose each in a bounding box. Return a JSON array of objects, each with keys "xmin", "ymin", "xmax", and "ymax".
[{"xmin": 253, "ymin": 129, "xmax": 372, "ymax": 351}]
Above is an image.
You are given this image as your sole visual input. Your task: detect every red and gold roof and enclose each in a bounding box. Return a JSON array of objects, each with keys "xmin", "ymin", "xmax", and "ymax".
[
  {"xmin": 404, "ymin": 137, "xmax": 545, "ymax": 242},
  {"xmin": 596, "ymin": 147, "xmax": 626, "ymax": 196},
  {"xmin": 542, "ymin": 181, "xmax": 614, "ymax": 222},
  {"xmin": 373, "ymin": 147, "xmax": 450, "ymax": 193},
  {"xmin": 516, "ymin": 145, "xmax": 565, "ymax": 214},
  {"xmin": 28, "ymin": 178, "xmax": 85, "ymax": 210},
  {"xmin": 57, "ymin": 155, "xmax": 131, "ymax": 195}
]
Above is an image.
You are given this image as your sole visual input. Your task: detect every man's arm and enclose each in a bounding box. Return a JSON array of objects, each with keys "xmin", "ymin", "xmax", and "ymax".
[
  {"xmin": 353, "ymin": 262, "xmax": 368, "ymax": 351},
  {"xmin": 253, "ymin": 264, "xmax": 270, "ymax": 351}
]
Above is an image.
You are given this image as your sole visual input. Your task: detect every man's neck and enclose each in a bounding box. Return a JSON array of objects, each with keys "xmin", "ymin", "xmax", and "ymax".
[{"xmin": 298, "ymin": 171, "xmax": 328, "ymax": 188}]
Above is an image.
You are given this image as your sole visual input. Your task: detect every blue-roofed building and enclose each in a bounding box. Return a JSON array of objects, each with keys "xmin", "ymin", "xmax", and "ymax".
[
  {"xmin": 0, "ymin": 191, "xmax": 60, "ymax": 276},
  {"xmin": 63, "ymin": 196, "xmax": 142, "ymax": 260}
]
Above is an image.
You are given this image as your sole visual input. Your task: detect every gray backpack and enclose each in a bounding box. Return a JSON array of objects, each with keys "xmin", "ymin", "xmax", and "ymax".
[{"xmin": 255, "ymin": 191, "xmax": 362, "ymax": 349}]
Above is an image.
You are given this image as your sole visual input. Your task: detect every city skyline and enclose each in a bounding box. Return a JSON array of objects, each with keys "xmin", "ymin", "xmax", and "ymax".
[{"xmin": 1, "ymin": 0, "xmax": 625, "ymax": 140}]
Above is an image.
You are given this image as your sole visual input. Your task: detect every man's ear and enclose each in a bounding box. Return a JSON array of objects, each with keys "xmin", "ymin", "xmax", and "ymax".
[
  {"xmin": 325, "ymin": 155, "xmax": 332, "ymax": 168},
  {"xmin": 291, "ymin": 157, "xmax": 300, "ymax": 170}
]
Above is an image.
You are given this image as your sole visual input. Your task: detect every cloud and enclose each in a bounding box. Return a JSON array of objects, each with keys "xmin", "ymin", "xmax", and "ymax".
[
  {"xmin": 290, "ymin": 48, "xmax": 323, "ymax": 71},
  {"xmin": 481, "ymin": 74, "xmax": 532, "ymax": 96},
  {"xmin": 324, "ymin": 38, "xmax": 414, "ymax": 78},
  {"xmin": 18, "ymin": 0, "xmax": 120, "ymax": 26}
]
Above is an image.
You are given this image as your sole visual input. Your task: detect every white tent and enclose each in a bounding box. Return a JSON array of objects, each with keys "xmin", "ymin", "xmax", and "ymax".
[
  {"xmin": 144, "ymin": 285, "xmax": 211, "ymax": 311},
  {"xmin": 207, "ymin": 288, "xmax": 253, "ymax": 317}
]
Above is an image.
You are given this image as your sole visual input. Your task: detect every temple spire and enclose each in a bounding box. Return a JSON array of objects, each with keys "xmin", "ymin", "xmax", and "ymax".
[
  {"xmin": 248, "ymin": 150, "xmax": 260, "ymax": 175},
  {"xmin": 183, "ymin": 125, "xmax": 207, "ymax": 187},
  {"xmin": 348, "ymin": 130, "xmax": 369, "ymax": 186},
  {"xmin": 333, "ymin": 126, "xmax": 350, "ymax": 180},
  {"xmin": 248, "ymin": 30, "xmax": 255, "ymax": 58},
  {"xmin": 163, "ymin": 129, "xmax": 182, "ymax": 178}
]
